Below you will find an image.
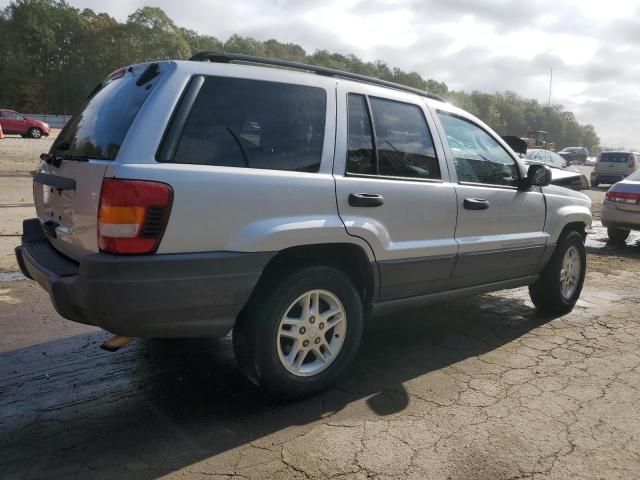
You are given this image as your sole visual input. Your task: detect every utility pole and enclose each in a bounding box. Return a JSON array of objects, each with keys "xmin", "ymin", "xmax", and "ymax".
[{"xmin": 547, "ymin": 68, "xmax": 553, "ymax": 108}]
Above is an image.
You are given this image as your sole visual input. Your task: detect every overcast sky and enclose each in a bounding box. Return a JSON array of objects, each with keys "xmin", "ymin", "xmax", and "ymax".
[{"xmin": 4, "ymin": 0, "xmax": 638, "ymax": 147}]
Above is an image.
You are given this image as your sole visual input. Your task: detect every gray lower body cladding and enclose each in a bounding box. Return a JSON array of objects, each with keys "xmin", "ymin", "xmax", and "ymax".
[
  {"xmin": 16, "ymin": 219, "xmax": 274, "ymax": 338},
  {"xmin": 375, "ymin": 245, "xmax": 550, "ymax": 301}
]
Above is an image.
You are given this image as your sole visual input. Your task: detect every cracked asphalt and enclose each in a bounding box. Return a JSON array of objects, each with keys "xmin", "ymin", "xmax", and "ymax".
[
  {"xmin": 2, "ymin": 234, "xmax": 640, "ymax": 479},
  {"xmin": 1, "ymin": 140, "xmax": 639, "ymax": 479}
]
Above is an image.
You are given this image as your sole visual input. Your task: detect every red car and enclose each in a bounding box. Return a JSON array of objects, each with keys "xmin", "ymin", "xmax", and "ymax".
[{"xmin": 0, "ymin": 109, "xmax": 50, "ymax": 138}]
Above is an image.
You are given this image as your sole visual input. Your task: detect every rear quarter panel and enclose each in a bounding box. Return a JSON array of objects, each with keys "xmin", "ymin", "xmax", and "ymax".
[{"xmin": 108, "ymin": 62, "xmax": 375, "ymax": 260}]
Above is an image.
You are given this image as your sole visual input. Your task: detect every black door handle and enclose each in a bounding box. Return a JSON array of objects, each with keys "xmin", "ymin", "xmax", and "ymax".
[
  {"xmin": 463, "ymin": 198, "xmax": 490, "ymax": 210},
  {"xmin": 349, "ymin": 193, "xmax": 384, "ymax": 207}
]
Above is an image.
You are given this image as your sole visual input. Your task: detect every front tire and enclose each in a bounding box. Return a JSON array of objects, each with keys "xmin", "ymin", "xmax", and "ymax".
[
  {"xmin": 607, "ymin": 228, "xmax": 630, "ymax": 245},
  {"xmin": 529, "ymin": 230, "xmax": 586, "ymax": 315},
  {"xmin": 233, "ymin": 266, "xmax": 363, "ymax": 400},
  {"xmin": 28, "ymin": 128, "xmax": 42, "ymax": 139}
]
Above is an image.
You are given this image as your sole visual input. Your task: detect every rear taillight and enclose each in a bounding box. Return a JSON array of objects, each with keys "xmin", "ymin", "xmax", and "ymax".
[
  {"xmin": 605, "ymin": 191, "xmax": 640, "ymax": 205},
  {"xmin": 98, "ymin": 179, "xmax": 173, "ymax": 254}
]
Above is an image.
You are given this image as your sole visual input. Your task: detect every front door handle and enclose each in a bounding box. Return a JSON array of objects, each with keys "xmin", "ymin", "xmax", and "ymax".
[
  {"xmin": 349, "ymin": 193, "xmax": 384, "ymax": 207},
  {"xmin": 463, "ymin": 198, "xmax": 490, "ymax": 210}
]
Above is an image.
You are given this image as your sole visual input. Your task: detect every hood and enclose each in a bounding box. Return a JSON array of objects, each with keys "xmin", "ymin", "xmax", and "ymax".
[{"xmin": 543, "ymin": 183, "xmax": 591, "ymax": 207}]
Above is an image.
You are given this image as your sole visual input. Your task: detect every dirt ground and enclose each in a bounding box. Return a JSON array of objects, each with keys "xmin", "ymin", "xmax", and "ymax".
[{"xmin": 1, "ymin": 138, "xmax": 639, "ymax": 479}]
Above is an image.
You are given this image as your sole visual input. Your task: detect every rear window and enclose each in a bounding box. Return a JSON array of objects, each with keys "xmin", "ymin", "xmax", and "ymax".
[
  {"xmin": 50, "ymin": 65, "xmax": 163, "ymax": 160},
  {"xmin": 166, "ymin": 77, "xmax": 326, "ymax": 172},
  {"xmin": 600, "ymin": 153, "xmax": 630, "ymax": 163}
]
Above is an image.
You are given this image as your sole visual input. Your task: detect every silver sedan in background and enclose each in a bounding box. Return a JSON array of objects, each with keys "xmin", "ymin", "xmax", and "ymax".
[{"xmin": 602, "ymin": 169, "xmax": 640, "ymax": 244}]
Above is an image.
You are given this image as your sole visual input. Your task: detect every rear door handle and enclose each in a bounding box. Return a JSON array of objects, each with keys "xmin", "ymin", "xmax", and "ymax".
[
  {"xmin": 349, "ymin": 193, "xmax": 384, "ymax": 207},
  {"xmin": 463, "ymin": 198, "xmax": 490, "ymax": 210}
]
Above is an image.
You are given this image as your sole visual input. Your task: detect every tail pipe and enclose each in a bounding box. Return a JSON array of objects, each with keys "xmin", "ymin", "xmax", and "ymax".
[{"xmin": 100, "ymin": 335, "xmax": 135, "ymax": 352}]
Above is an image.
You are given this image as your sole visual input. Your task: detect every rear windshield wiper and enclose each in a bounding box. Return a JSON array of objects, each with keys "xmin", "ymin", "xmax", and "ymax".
[{"xmin": 40, "ymin": 152, "xmax": 90, "ymax": 167}]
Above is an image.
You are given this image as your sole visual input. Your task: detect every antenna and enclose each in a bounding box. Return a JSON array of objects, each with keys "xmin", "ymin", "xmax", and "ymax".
[{"xmin": 547, "ymin": 68, "xmax": 553, "ymax": 108}]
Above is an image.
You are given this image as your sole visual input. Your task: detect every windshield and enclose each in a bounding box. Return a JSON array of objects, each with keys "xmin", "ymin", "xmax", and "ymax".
[
  {"xmin": 50, "ymin": 64, "xmax": 163, "ymax": 160},
  {"xmin": 527, "ymin": 149, "xmax": 566, "ymax": 168},
  {"xmin": 547, "ymin": 151, "xmax": 568, "ymax": 168}
]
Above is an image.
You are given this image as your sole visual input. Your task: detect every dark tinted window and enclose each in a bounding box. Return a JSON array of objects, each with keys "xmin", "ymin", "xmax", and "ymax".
[
  {"xmin": 369, "ymin": 98, "xmax": 440, "ymax": 179},
  {"xmin": 438, "ymin": 112, "xmax": 519, "ymax": 187},
  {"xmin": 346, "ymin": 94, "xmax": 376, "ymax": 174},
  {"xmin": 600, "ymin": 153, "xmax": 629, "ymax": 163},
  {"xmin": 171, "ymin": 77, "xmax": 326, "ymax": 172},
  {"xmin": 51, "ymin": 67, "xmax": 162, "ymax": 160}
]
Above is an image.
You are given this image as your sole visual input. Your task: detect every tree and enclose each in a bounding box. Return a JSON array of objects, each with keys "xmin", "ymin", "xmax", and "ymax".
[{"xmin": 0, "ymin": 0, "xmax": 602, "ymax": 151}]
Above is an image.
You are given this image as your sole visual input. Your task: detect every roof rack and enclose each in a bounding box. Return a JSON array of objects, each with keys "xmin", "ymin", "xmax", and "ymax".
[{"xmin": 189, "ymin": 51, "xmax": 445, "ymax": 102}]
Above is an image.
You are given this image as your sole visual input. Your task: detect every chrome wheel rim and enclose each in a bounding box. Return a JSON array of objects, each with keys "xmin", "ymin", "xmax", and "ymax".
[
  {"xmin": 560, "ymin": 246, "xmax": 581, "ymax": 299},
  {"xmin": 32, "ymin": 129, "xmax": 41, "ymax": 138},
  {"xmin": 277, "ymin": 289, "xmax": 347, "ymax": 377}
]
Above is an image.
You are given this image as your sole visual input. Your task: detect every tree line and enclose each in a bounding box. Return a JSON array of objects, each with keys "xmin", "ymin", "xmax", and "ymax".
[{"xmin": 0, "ymin": 0, "xmax": 599, "ymax": 151}]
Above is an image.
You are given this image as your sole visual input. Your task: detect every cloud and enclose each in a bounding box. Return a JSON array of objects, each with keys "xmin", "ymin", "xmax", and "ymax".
[{"xmin": 1, "ymin": 0, "xmax": 637, "ymax": 146}]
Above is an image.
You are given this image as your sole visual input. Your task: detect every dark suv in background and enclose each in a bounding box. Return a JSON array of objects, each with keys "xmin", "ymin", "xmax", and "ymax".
[{"xmin": 558, "ymin": 147, "xmax": 589, "ymax": 165}]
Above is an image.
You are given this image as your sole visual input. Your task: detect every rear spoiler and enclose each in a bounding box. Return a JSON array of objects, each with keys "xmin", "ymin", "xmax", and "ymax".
[{"xmin": 502, "ymin": 136, "xmax": 528, "ymax": 155}]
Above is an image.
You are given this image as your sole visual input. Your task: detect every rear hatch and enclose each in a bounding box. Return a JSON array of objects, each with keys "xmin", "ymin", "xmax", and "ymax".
[
  {"xmin": 596, "ymin": 152, "xmax": 630, "ymax": 175},
  {"xmin": 34, "ymin": 63, "xmax": 165, "ymax": 261}
]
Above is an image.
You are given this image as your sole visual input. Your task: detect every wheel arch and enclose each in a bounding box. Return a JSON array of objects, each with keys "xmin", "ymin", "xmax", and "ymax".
[
  {"xmin": 248, "ymin": 242, "xmax": 378, "ymax": 313},
  {"xmin": 559, "ymin": 221, "xmax": 587, "ymax": 242},
  {"xmin": 547, "ymin": 206, "xmax": 591, "ymax": 243}
]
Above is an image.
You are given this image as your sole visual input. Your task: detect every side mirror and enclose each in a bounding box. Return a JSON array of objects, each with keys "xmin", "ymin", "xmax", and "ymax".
[{"xmin": 524, "ymin": 164, "xmax": 552, "ymax": 189}]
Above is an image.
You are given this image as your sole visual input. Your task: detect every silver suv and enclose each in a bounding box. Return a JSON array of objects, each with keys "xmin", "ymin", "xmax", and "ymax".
[
  {"xmin": 591, "ymin": 151, "xmax": 640, "ymax": 187},
  {"xmin": 16, "ymin": 53, "xmax": 592, "ymax": 399}
]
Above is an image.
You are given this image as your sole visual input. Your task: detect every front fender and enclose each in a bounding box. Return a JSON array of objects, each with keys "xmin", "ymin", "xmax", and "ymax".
[{"xmin": 543, "ymin": 186, "xmax": 593, "ymax": 243}]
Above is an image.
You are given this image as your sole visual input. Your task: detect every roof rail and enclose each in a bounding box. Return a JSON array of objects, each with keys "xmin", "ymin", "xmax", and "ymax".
[{"xmin": 189, "ymin": 51, "xmax": 445, "ymax": 102}]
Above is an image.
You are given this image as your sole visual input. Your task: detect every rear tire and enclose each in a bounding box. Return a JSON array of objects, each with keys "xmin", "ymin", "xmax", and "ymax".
[
  {"xmin": 591, "ymin": 180, "xmax": 599, "ymax": 188},
  {"xmin": 233, "ymin": 266, "xmax": 363, "ymax": 400},
  {"xmin": 529, "ymin": 230, "xmax": 586, "ymax": 315},
  {"xmin": 607, "ymin": 228, "xmax": 630, "ymax": 245},
  {"xmin": 28, "ymin": 128, "xmax": 42, "ymax": 139}
]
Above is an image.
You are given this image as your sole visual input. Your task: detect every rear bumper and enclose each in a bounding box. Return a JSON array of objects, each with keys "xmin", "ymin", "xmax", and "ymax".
[
  {"xmin": 591, "ymin": 173, "xmax": 626, "ymax": 184},
  {"xmin": 15, "ymin": 218, "xmax": 274, "ymax": 337},
  {"xmin": 601, "ymin": 202, "xmax": 640, "ymax": 231}
]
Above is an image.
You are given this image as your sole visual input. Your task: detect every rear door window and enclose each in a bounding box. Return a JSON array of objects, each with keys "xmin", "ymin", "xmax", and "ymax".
[
  {"xmin": 167, "ymin": 77, "xmax": 326, "ymax": 173},
  {"xmin": 346, "ymin": 94, "xmax": 440, "ymax": 180},
  {"xmin": 346, "ymin": 94, "xmax": 376, "ymax": 175},
  {"xmin": 369, "ymin": 97, "xmax": 440, "ymax": 179}
]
